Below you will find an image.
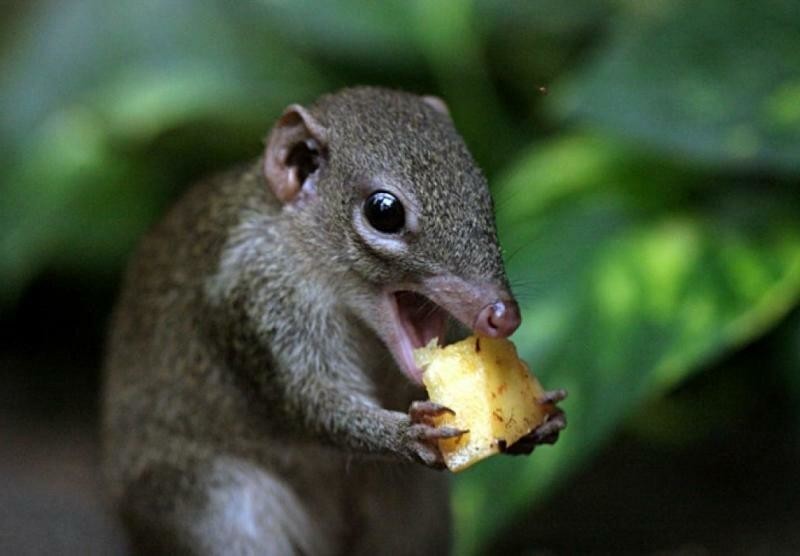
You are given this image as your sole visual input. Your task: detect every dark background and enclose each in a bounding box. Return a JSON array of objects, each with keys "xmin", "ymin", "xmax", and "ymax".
[{"xmin": 2, "ymin": 1, "xmax": 799, "ymax": 554}]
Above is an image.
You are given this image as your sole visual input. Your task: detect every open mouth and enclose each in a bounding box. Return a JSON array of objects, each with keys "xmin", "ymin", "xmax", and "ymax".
[{"xmin": 386, "ymin": 291, "xmax": 449, "ymax": 384}]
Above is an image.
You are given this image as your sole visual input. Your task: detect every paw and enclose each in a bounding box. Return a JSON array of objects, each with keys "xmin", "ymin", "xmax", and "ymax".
[
  {"xmin": 503, "ymin": 409, "xmax": 567, "ymax": 455},
  {"xmin": 404, "ymin": 401, "xmax": 467, "ymax": 469}
]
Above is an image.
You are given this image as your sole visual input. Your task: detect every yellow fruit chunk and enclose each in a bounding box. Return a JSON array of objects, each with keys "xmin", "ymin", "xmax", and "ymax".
[{"xmin": 414, "ymin": 336, "xmax": 558, "ymax": 472}]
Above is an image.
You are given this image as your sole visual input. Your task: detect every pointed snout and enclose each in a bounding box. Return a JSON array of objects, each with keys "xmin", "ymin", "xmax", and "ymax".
[{"xmin": 474, "ymin": 299, "xmax": 521, "ymax": 338}]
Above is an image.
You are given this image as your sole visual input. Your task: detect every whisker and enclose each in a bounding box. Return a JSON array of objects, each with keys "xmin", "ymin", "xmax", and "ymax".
[
  {"xmin": 492, "ymin": 183, "xmax": 526, "ymax": 213},
  {"xmin": 509, "ymin": 277, "xmax": 542, "ymax": 291},
  {"xmin": 504, "ymin": 242, "xmax": 529, "ymax": 264},
  {"xmin": 420, "ymin": 298, "xmax": 442, "ymax": 322}
]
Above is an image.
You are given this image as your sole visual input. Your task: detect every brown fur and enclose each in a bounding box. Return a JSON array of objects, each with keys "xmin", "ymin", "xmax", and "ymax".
[{"xmin": 102, "ymin": 87, "xmax": 511, "ymax": 555}]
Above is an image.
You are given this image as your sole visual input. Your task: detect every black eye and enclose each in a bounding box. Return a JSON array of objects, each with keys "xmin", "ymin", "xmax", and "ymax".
[{"xmin": 364, "ymin": 191, "xmax": 405, "ymax": 234}]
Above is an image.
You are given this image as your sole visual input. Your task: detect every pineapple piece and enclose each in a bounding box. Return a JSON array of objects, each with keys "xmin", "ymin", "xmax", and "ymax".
[{"xmin": 414, "ymin": 336, "xmax": 563, "ymax": 472}]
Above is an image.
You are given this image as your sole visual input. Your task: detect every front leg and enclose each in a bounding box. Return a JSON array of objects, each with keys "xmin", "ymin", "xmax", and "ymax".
[
  {"xmin": 215, "ymin": 267, "xmax": 465, "ymax": 467},
  {"xmin": 285, "ymin": 374, "xmax": 465, "ymax": 468}
]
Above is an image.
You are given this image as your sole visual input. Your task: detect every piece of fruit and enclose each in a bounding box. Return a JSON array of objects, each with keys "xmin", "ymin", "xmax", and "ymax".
[{"xmin": 414, "ymin": 335, "xmax": 564, "ymax": 472}]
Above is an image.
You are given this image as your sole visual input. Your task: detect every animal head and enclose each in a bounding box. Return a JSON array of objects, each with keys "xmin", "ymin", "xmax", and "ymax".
[{"xmin": 264, "ymin": 87, "xmax": 519, "ymax": 383}]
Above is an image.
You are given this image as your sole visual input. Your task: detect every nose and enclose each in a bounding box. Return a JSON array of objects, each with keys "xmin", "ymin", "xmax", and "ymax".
[{"xmin": 474, "ymin": 299, "xmax": 521, "ymax": 338}]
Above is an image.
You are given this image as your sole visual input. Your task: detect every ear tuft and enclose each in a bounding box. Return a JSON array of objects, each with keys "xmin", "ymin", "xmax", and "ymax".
[{"xmin": 263, "ymin": 104, "xmax": 328, "ymax": 204}]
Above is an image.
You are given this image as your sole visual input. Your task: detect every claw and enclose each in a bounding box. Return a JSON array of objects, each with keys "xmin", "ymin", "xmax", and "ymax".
[
  {"xmin": 529, "ymin": 411, "xmax": 567, "ymax": 444},
  {"xmin": 503, "ymin": 410, "xmax": 567, "ymax": 455},
  {"xmin": 433, "ymin": 426, "xmax": 468, "ymax": 440},
  {"xmin": 537, "ymin": 388, "xmax": 568, "ymax": 405},
  {"xmin": 409, "ymin": 401, "xmax": 456, "ymax": 421},
  {"xmin": 410, "ymin": 423, "xmax": 468, "ymax": 441}
]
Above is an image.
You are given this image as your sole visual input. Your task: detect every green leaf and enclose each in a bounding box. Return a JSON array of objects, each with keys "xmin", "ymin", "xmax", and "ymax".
[
  {"xmin": 0, "ymin": 0, "xmax": 329, "ymax": 305},
  {"xmin": 409, "ymin": 0, "xmax": 519, "ymax": 171},
  {"xmin": 0, "ymin": 106, "xmax": 163, "ymax": 305},
  {"xmin": 554, "ymin": 0, "xmax": 800, "ymax": 174},
  {"xmin": 250, "ymin": 0, "xmax": 423, "ymax": 68},
  {"xmin": 453, "ymin": 134, "xmax": 800, "ymax": 554}
]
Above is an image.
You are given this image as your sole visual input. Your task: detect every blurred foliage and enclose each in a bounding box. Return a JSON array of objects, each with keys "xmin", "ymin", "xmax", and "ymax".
[{"xmin": 1, "ymin": 0, "xmax": 799, "ymax": 554}]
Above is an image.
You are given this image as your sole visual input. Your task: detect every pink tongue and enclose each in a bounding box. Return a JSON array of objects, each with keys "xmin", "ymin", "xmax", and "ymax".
[{"xmin": 395, "ymin": 292, "xmax": 448, "ymax": 347}]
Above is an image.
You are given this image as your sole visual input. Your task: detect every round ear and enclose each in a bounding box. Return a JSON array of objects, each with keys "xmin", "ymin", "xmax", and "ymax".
[
  {"xmin": 263, "ymin": 104, "xmax": 329, "ymax": 203},
  {"xmin": 421, "ymin": 95, "xmax": 451, "ymax": 118}
]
